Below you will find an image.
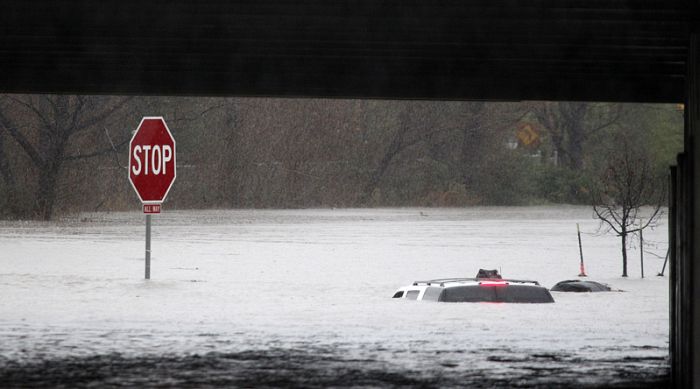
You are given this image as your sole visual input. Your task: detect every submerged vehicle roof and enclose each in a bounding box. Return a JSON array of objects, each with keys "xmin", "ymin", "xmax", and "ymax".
[
  {"xmin": 551, "ymin": 280, "xmax": 613, "ymax": 292},
  {"xmin": 394, "ymin": 277, "xmax": 554, "ymax": 303}
]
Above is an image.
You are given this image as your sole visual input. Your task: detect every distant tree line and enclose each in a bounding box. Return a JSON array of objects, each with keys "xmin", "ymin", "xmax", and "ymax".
[{"xmin": 0, "ymin": 95, "xmax": 683, "ymax": 220}]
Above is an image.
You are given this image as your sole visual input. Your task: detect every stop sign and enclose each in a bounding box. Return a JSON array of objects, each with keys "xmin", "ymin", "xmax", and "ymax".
[{"xmin": 128, "ymin": 117, "xmax": 176, "ymax": 203}]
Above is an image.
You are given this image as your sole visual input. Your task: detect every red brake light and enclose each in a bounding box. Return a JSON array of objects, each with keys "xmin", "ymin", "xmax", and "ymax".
[{"xmin": 479, "ymin": 281, "xmax": 508, "ymax": 287}]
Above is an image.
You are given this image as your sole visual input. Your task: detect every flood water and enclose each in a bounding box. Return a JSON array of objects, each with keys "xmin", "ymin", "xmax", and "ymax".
[{"xmin": 0, "ymin": 207, "xmax": 669, "ymax": 387}]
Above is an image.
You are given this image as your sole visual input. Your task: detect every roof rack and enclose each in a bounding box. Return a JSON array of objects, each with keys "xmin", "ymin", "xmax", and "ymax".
[
  {"xmin": 412, "ymin": 278, "xmax": 540, "ymax": 287},
  {"xmin": 412, "ymin": 278, "xmax": 474, "ymax": 286}
]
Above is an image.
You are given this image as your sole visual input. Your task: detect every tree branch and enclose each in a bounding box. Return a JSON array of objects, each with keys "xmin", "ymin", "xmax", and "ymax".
[
  {"xmin": 170, "ymin": 103, "xmax": 225, "ymax": 123},
  {"xmin": 70, "ymin": 96, "xmax": 85, "ymax": 131},
  {"xmin": 0, "ymin": 131, "xmax": 16, "ymax": 187},
  {"xmin": 4, "ymin": 96, "xmax": 53, "ymax": 130},
  {"xmin": 584, "ymin": 110, "xmax": 622, "ymax": 139},
  {"xmin": 103, "ymin": 126, "xmax": 128, "ymax": 169},
  {"xmin": 0, "ymin": 108, "xmax": 44, "ymax": 167},
  {"xmin": 62, "ymin": 137, "xmax": 129, "ymax": 161},
  {"xmin": 593, "ymin": 203, "xmax": 622, "ymax": 235},
  {"xmin": 74, "ymin": 97, "xmax": 132, "ymax": 133}
]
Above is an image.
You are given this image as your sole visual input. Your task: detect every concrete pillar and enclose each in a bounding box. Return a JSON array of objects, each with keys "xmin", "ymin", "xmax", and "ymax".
[
  {"xmin": 681, "ymin": 31, "xmax": 700, "ymax": 388},
  {"xmin": 691, "ymin": 31, "xmax": 700, "ymax": 388}
]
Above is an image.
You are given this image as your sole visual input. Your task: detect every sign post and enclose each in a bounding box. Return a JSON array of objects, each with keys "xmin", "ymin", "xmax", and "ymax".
[
  {"xmin": 639, "ymin": 219, "xmax": 644, "ymax": 279},
  {"xmin": 577, "ymin": 223, "xmax": 587, "ymax": 277},
  {"xmin": 145, "ymin": 214, "xmax": 151, "ymax": 279},
  {"xmin": 128, "ymin": 117, "xmax": 176, "ymax": 280}
]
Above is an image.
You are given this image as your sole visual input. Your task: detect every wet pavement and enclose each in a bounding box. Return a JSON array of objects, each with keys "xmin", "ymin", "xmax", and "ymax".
[{"xmin": 0, "ymin": 348, "xmax": 668, "ymax": 388}]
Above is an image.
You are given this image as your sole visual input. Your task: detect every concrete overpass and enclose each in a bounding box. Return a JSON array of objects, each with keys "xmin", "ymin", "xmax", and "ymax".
[{"xmin": 1, "ymin": 1, "xmax": 698, "ymax": 386}]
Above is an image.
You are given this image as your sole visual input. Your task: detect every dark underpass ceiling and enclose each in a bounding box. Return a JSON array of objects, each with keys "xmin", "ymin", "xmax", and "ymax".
[{"xmin": 0, "ymin": 0, "xmax": 696, "ymax": 102}]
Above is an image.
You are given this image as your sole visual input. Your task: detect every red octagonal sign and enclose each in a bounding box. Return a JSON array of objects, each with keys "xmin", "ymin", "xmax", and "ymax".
[{"xmin": 128, "ymin": 117, "xmax": 176, "ymax": 204}]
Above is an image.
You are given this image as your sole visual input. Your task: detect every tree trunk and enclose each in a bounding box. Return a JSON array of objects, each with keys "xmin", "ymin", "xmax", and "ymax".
[
  {"xmin": 621, "ymin": 231, "xmax": 628, "ymax": 277},
  {"xmin": 460, "ymin": 125, "xmax": 477, "ymax": 188},
  {"xmin": 460, "ymin": 103, "xmax": 484, "ymax": 188},
  {"xmin": 567, "ymin": 130, "xmax": 585, "ymax": 171},
  {"xmin": 550, "ymin": 133, "xmax": 565, "ymax": 167},
  {"xmin": 362, "ymin": 130, "xmax": 404, "ymax": 201},
  {"xmin": 565, "ymin": 104, "xmax": 587, "ymax": 171},
  {"xmin": 35, "ymin": 163, "xmax": 60, "ymax": 220},
  {"xmin": 0, "ymin": 133, "xmax": 21, "ymax": 217}
]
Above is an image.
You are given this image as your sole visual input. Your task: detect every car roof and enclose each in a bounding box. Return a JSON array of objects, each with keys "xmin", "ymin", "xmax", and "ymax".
[{"xmin": 410, "ymin": 278, "xmax": 541, "ymax": 288}]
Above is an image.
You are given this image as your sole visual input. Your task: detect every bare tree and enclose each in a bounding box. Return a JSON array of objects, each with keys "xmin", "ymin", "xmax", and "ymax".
[
  {"xmin": 360, "ymin": 101, "xmax": 463, "ymax": 202},
  {"xmin": 591, "ymin": 136, "xmax": 664, "ymax": 277},
  {"xmin": 361, "ymin": 107, "xmax": 413, "ymax": 200},
  {"xmin": 531, "ymin": 102, "xmax": 624, "ymax": 170},
  {"xmin": 0, "ymin": 95, "xmax": 132, "ymax": 220}
]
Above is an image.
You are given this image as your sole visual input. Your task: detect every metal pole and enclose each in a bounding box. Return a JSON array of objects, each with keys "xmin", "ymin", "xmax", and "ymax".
[
  {"xmin": 640, "ymin": 222, "xmax": 644, "ymax": 278},
  {"xmin": 145, "ymin": 214, "xmax": 151, "ymax": 280},
  {"xmin": 577, "ymin": 223, "xmax": 587, "ymax": 277},
  {"xmin": 659, "ymin": 247, "xmax": 670, "ymax": 276}
]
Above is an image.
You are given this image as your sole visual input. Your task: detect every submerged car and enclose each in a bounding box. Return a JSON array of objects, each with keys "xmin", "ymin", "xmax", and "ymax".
[
  {"xmin": 392, "ymin": 269, "xmax": 554, "ymax": 303},
  {"xmin": 550, "ymin": 279, "xmax": 613, "ymax": 292}
]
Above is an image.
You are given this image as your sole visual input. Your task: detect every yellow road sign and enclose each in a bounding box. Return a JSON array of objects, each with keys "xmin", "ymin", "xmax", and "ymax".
[{"xmin": 516, "ymin": 123, "xmax": 539, "ymax": 146}]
